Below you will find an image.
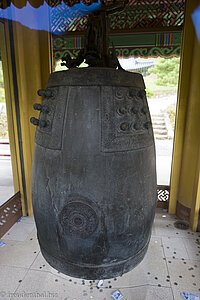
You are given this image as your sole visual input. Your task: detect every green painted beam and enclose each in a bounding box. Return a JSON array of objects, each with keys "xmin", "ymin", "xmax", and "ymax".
[{"xmin": 53, "ymin": 32, "xmax": 182, "ymax": 51}]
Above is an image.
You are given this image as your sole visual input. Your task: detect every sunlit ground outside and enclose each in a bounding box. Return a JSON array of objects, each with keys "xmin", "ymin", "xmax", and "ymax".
[{"xmin": 0, "ymin": 60, "xmax": 14, "ymax": 206}]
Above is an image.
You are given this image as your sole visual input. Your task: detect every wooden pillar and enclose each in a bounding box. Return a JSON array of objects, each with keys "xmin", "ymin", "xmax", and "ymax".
[
  {"xmin": 169, "ymin": 0, "xmax": 200, "ymax": 231},
  {"xmin": 0, "ymin": 22, "xmax": 20, "ymax": 195},
  {"xmin": 3, "ymin": 20, "xmax": 51, "ymax": 216}
]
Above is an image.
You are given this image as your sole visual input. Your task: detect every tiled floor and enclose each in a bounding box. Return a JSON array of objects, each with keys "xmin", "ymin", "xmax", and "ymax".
[{"xmin": 0, "ymin": 209, "xmax": 200, "ymax": 300}]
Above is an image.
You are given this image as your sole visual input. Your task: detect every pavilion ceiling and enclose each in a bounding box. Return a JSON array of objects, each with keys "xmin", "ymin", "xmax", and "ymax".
[
  {"xmin": 1, "ymin": 0, "xmax": 110, "ymax": 9},
  {"xmin": 50, "ymin": 0, "xmax": 185, "ymax": 64},
  {"xmin": 49, "ymin": 0, "xmax": 185, "ymax": 35},
  {"xmin": 0, "ymin": 0, "xmax": 185, "ymax": 34}
]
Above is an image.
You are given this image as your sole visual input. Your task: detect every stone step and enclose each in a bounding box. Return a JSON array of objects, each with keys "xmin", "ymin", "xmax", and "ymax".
[
  {"xmin": 153, "ymin": 129, "xmax": 167, "ymax": 134},
  {"xmin": 153, "ymin": 128, "xmax": 167, "ymax": 132},
  {"xmin": 152, "ymin": 121, "xmax": 166, "ymax": 126},
  {"xmin": 153, "ymin": 131, "xmax": 168, "ymax": 138},
  {"xmin": 151, "ymin": 114, "xmax": 164, "ymax": 118},
  {"xmin": 151, "ymin": 113, "xmax": 169, "ymax": 139},
  {"xmin": 152, "ymin": 115, "xmax": 165, "ymax": 118},
  {"xmin": 153, "ymin": 124, "xmax": 167, "ymax": 130},
  {"xmin": 151, "ymin": 118, "xmax": 165, "ymax": 122},
  {"xmin": 154, "ymin": 134, "xmax": 168, "ymax": 140},
  {"xmin": 153, "ymin": 129, "xmax": 168, "ymax": 135}
]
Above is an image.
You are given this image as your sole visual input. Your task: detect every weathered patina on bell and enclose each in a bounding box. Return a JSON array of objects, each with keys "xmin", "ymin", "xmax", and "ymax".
[
  {"xmin": 31, "ymin": 67, "xmax": 157, "ymax": 279},
  {"xmin": 31, "ymin": 4, "xmax": 157, "ymax": 280}
]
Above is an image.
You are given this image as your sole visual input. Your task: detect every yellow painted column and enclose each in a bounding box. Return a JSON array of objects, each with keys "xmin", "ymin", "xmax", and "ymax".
[
  {"xmin": 169, "ymin": 0, "xmax": 200, "ymax": 231},
  {"xmin": 5, "ymin": 22, "xmax": 51, "ymax": 215},
  {"xmin": 0, "ymin": 22, "xmax": 20, "ymax": 195},
  {"xmin": 186, "ymin": 31, "xmax": 200, "ymax": 231}
]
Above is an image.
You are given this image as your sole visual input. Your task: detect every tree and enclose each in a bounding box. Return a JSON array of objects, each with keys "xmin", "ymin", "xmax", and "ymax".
[{"xmin": 150, "ymin": 57, "xmax": 180, "ymax": 86}]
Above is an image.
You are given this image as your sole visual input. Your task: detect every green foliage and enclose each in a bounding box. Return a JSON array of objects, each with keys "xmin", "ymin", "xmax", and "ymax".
[
  {"xmin": 146, "ymin": 88, "xmax": 154, "ymax": 98},
  {"xmin": 166, "ymin": 105, "xmax": 176, "ymax": 129},
  {"xmin": 150, "ymin": 57, "xmax": 180, "ymax": 86},
  {"xmin": 0, "ymin": 113, "xmax": 8, "ymax": 138},
  {"xmin": 144, "ymin": 74, "xmax": 177, "ymax": 97},
  {"xmin": 0, "ymin": 88, "xmax": 5, "ymax": 102},
  {"xmin": 0, "ymin": 63, "xmax": 5, "ymax": 102}
]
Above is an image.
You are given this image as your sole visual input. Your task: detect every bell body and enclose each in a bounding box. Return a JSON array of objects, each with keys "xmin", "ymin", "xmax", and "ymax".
[{"xmin": 32, "ymin": 68, "xmax": 157, "ymax": 279}]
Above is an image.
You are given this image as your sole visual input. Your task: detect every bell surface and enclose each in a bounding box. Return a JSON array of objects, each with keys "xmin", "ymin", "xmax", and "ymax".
[{"xmin": 32, "ymin": 68, "xmax": 157, "ymax": 280}]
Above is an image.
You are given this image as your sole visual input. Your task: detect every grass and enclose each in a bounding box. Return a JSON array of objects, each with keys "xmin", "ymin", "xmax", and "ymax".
[{"xmin": 144, "ymin": 74, "xmax": 178, "ymax": 97}]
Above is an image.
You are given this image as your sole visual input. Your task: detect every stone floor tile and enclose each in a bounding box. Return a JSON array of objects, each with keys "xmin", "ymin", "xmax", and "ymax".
[
  {"xmin": 154, "ymin": 218, "xmax": 198, "ymax": 239},
  {"xmin": 17, "ymin": 216, "xmax": 35, "ymax": 224},
  {"xmin": 0, "ymin": 238, "xmax": 40, "ymax": 268},
  {"xmin": 183, "ymin": 238, "xmax": 200, "ymax": 261},
  {"xmin": 0, "ymin": 265, "xmax": 28, "ymax": 299},
  {"xmin": 166, "ymin": 259, "xmax": 200, "ymax": 300},
  {"xmin": 12, "ymin": 269, "xmax": 85, "ymax": 300},
  {"xmin": 13, "ymin": 268, "xmax": 174, "ymax": 300},
  {"xmin": 2, "ymin": 221, "xmax": 36, "ymax": 242},
  {"xmin": 82, "ymin": 285, "xmax": 174, "ymax": 300},
  {"xmin": 104, "ymin": 285, "xmax": 174, "ymax": 300},
  {"xmin": 1, "ymin": 209, "xmax": 199, "ymax": 300},
  {"xmin": 162, "ymin": 237, "xmax": 189, "ymax": 259}
]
